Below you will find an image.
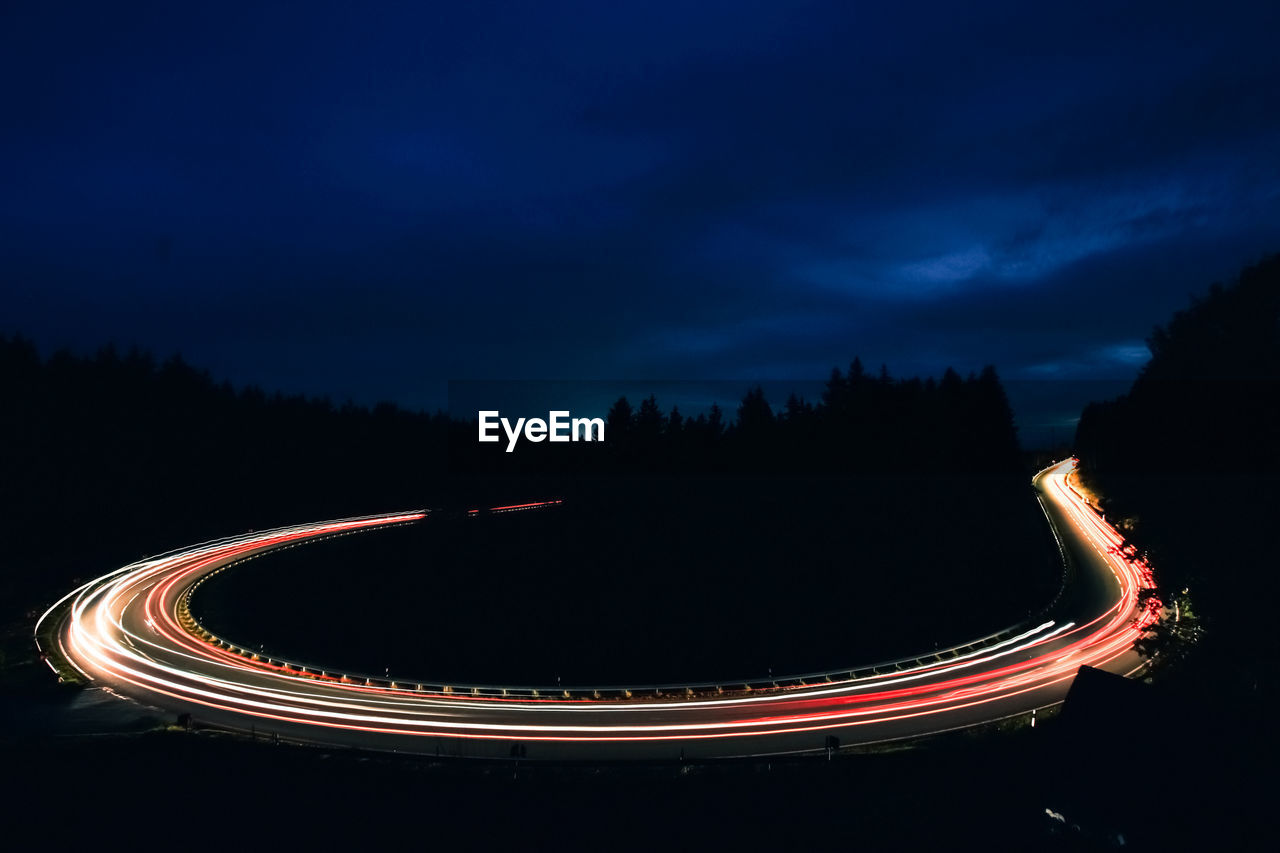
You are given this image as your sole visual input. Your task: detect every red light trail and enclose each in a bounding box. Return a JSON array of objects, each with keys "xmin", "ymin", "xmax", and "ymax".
[{"xmin": 35, "ymin": 461, "xmax": 1158, "ymax": 759}]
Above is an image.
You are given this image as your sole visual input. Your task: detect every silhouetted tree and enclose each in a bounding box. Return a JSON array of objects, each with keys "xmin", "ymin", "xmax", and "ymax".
[
  {"xmin": 1074, "ymin": 252, "xmax": 1280, "ymax": 701},
  {"xmin": 667, "ymin": 405, "xmax": 684, "ymax": 435},
  {"xmin": 606, "ymin": 396, "xmax": 634, "ymax": 440}
]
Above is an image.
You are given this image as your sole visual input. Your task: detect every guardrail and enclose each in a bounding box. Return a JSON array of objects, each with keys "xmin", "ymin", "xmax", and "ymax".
[
  {"xmin": 180, "ymin": 585, "xmax": 1051, "ymax": 702},
  {"xmin": 175, "ymin": 473, "xmax": 1078, "ymax": 704}
]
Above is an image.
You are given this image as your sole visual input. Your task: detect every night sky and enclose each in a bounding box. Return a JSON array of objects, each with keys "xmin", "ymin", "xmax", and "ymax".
[{"xmin": 4, "ymin": 2, "xmax": 1279, "ymax": 444}]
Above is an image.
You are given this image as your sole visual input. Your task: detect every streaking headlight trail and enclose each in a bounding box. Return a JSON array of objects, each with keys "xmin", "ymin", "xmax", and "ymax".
[{"xmin": 36, "ymin": 461, "xmax": 1158, "ymax": 759}]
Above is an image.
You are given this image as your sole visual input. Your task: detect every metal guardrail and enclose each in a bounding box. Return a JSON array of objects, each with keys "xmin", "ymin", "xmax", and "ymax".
[
  {"xmin": 181, "ymin": 608, "xmax": 1044, "ymax": 701},
  {"xmin": 176, "ymin": 473, "xmax": 1078, "ymax": 703},
  {"xmin": 181, "ymin": 586, "xmax": 1051, "ymax": 703}
]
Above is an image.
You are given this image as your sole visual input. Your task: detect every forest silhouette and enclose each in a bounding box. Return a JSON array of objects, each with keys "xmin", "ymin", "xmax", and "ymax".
[
  {"xmin": 1065, "ymin": 254, "xmax": 1279, "ymax": 839},
  {"xmin": 1, "ymin": 338, "xmax": 1050, "ymax": 681},
  {"xmin": 1075, "ymin": 253, "xmax": 1280, "ymax": 699},
  {"xmin": 450, "ymin": 360, "xmax": 1022, "ymax": 477}
]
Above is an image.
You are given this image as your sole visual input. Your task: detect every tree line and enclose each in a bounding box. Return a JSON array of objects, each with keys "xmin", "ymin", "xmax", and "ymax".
[
  {"xmin": 1, "ymin": 334, "xmax": 1026, "ymax": 613},
  {"xmin": 452, "ymin": 360, "xmax": 1022, "ymax": 475},
  {"xmin": 0, "ymin": 336, "xmax": 448, "ymax": 611},
  {"xmin": 1073, "ymin": 253, "xmax": 1280, "ymax": 702}
]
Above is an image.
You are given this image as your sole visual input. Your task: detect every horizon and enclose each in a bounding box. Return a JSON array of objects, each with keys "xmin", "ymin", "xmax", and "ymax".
[{"xmin": 4, "ymin": 2, "xmax": 1278, "ymax": 437}]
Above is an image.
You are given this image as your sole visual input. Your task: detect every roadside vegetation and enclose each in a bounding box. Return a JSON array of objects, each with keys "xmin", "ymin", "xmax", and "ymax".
[{"xmin": 1073, "ymin": 253, "xmax": 1279, "ymax": 837}]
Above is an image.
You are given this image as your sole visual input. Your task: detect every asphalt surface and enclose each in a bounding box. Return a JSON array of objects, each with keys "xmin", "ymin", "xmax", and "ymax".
[{"xmin": 39, "ymin": 461, "xmax": 1159, "ymax": 760}]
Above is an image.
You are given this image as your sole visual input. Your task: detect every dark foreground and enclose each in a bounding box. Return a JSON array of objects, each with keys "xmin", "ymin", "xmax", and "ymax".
[
  {"xmin": 191, "ymin": 474, "xmax": 1058, "ymax": 686},
  {"xmin": 2, "ymin": 670, "xmax": 1266, "ymax": 850}
]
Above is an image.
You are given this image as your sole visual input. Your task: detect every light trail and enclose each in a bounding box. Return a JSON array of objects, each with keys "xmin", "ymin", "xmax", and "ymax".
[{"xmin": 37, "ymin": 463, "xmax": 1159, "ymax": 758}]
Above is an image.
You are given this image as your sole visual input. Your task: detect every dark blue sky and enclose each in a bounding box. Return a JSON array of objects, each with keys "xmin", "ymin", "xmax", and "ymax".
[{"xmin": 4, "ymin": 1, "xmax": 1279, "ymax": 443}]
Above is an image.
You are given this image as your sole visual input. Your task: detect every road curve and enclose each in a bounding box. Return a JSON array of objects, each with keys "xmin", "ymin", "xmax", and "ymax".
[{"xmin": 37, "ymin": 460, "xmax": 1159, "ymax": 760}]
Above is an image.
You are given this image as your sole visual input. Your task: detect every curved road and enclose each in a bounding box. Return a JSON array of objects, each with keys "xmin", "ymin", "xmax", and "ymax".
[{"xmin": 37, "ymin": 460, "xmax": 1159, "ymax": 759}]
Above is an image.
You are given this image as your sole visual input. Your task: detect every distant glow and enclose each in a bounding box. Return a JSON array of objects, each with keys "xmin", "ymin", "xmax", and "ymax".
[
  {"xmin": 897, "ymin": 246, "xmax": 992, "ymax": 285},
  {"xmin": 1098, "ymin": 341, "xmax": 1151, "ymax": 366}
]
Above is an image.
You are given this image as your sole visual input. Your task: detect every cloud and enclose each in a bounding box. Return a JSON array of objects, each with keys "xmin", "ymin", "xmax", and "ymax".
[
  {"xmin": 1022, "ymin": 341, "xmax": 1152, "ymax": 379},
  {"xmin": 2, "ymin": 0, "xmax": 1279, "ymax": 432}
]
